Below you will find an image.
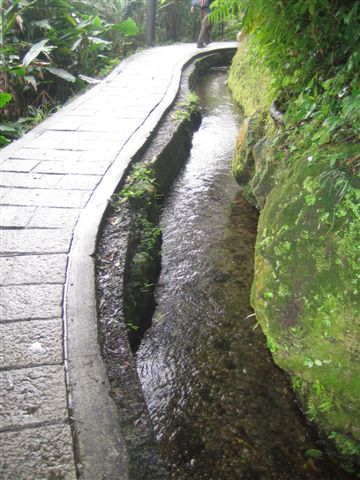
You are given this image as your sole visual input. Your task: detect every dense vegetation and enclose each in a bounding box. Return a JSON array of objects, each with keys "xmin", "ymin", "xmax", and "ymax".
[
  {"xmin": 0, "ymin": 0, "xmax": 145, "ymax": 145},
  {"xmin": 214, "ymin": 0, "xmax": 359, "ymax": 148}
]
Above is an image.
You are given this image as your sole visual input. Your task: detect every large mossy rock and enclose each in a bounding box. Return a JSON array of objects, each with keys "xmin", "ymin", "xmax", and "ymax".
[
  {"xmin": 252, "ymin": 144, "xmax": 360, "ymax": 467},
  {"xmin": 232, "ymin": 112, "xmax": 266, "ymax": 201},
  {"xmin": 228, "ymin": 37, "xmax": 272, "ymax": 117},
  {"xmin": 229, "ymin": 33, "xmax": 360, "ymax": 469},
  {"xmin": 232, "ymin": 111, "xmax": 278, "ymax": 208}
]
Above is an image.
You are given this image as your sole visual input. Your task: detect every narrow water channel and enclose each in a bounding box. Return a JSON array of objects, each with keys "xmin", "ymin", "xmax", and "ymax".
[{"xmin": 136, "ymin": 69, "xmax": 346, "ymax": 479}]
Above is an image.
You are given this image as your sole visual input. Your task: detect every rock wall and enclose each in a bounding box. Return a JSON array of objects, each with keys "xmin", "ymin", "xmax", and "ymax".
[{"xmin": 230, "ymin": 38, "xmax": 360, "ymax": 471}]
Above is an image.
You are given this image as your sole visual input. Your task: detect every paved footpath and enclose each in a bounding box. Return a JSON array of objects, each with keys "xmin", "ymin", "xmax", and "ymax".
[{"xmin": 0, "ymin": 42, "xmax": 237, "ymax": 479}]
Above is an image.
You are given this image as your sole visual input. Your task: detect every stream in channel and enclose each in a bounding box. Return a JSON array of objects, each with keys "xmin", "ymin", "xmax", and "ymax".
[{"xmin": 135, "ymin": 68, "xmax": 348, "ymax": 480}]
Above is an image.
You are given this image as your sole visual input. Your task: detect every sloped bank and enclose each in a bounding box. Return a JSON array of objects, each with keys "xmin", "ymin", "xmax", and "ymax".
[
  {"xmin": 96, "ymin": 49, "xmax": 235, "ymax": 479},
  {"xmin": 229, "ymin": 38, "xmax": 360, "ymax": 474}
]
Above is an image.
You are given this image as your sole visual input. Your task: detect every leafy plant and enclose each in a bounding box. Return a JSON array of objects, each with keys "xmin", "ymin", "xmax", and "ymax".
[
  {"xmin": 172, "ymin": 91, "xmax": 200, "ymax": 122},
  {"xmin": 212, "ymin": 0, "xmax": 360, "ymax": 159},
  {"xmin": 0, "ymin": 0, "xmax": 141, "ymax": 143},
  {"xmin": 0, "ymin": 92, "xmax": 19, "ymax": 145},
  {"xmin": 305, "ymin": 449, "xmax": 323, "ymax": 459},
  {"xmin": 112, "ymin": 163, "xmax": 158, "ymax": 208}
]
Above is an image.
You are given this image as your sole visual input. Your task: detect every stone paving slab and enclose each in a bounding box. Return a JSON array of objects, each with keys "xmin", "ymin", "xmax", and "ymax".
[
  {"xmin": 2, "ymin": 187, "xmax": 90, "ymax": 208},
  {"xmin": 55, "ymin": 174, "xmax": 101, "ymax": 190},
  {"xmin": 0, "ymin": 205, "xmax": 36, "ymax": 228},
  {"xmin": 5, "ymin": 147, "xmax": 83, "ymax": 161},
  {"xmin": 1, "ymin": 254, "xmax": 67, "ymax": 285},
  {"xmin": 0, "ymin": 42, "xmax": 237, "ymax": 479},
  {"xmin": 1, "ymin": 172, "xmax": 101, "ymax": 190},
  {"xmin": 0, "ymin": 229, "xmax": 72, "ymax": 254},
  {"xmin": 33, "ymin": 159, "xmax": 110, "ymax": 175},
  {"xmin": 0, "ymin": 187, "xmax": 12, "ymax": 199},
  {"xmin": 0, "ymin": 365, "xmax": 68, "ymax": 429},
  {"xmin": 0, "ymin": 424, "xmax": 76, "ymax": 480},
  {"xmin": 28, "ymin": 207, "xmax": 81, "ymax": 229},
  {"xmin": 0, "ymin": 284, "xmax": 63, "ymax": 321},
  {"xmin": 1, "ymin": 158, "xmax": 41, "ymax": 172},
  {"xmin": 1, "ymin": 172, "xmax": 67, "ymax": 188},
  {"xmin": 0, "ymin": 319, "xmax": 63, "ymax": 368}
]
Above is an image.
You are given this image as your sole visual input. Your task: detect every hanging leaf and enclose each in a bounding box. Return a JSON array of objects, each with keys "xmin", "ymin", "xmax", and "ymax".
[
  {"xmin": 92, "ymin": 16, "xmax": 103, "ymax": 28},
  {"xmin": 0, "ymin": 93, "xmax": 13, "ymax": 109},
  {"xmin": 46, "ymin": 67, "xmax": 76, "ymax": 82},
  {"xmin": 71, "ymin": 38, "xmax": 82, "ymax": 51},
  {"xmin": 322, "ymin": 116, "xmax": 341, "ymax": 132},
  {"xmin": 22, "ymin": 39, "xmax": 53, "ymax": 66},
  {"xmin": 32, "ymin": 19, "xmax": 52, "ymax": 30},
  {"xmin": 0, "ymin": 135, "xmax": 10, "ymax": 146},
  {"xmin": 89, "ymin": 37, "xmax": 112, "ymax": 45},
  {"xmin": 78, "ymin": 74, "xmax": 101, "ymax": 84},
  {"xmin": 11, "ymin": 66, "xmax": 27, "ymax": 76},
  {"xmin": 24, "ymin": 75, "xmax": 38, "ymax": 91},
  {"xmin": 16, "ymin": 15, "xmax": 24, "ymax": 31},
  {"xmin": 111, "ymin": 18, "xmax": 139, "ymax": 36}
]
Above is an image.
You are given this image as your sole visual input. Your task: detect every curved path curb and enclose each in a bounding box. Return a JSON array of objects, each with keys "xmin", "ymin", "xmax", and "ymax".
[{"xmin": 0, "ymin": 42, "xmax": 237, "ymax": 479}]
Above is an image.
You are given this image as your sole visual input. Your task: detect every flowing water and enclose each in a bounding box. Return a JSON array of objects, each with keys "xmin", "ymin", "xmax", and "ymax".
[{"xmin": 136, "ymin": 69, "xmax": 347, "ymax": 479}]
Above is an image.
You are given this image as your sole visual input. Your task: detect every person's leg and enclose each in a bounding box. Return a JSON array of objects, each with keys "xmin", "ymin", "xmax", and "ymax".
[
  {"xmin": 197, "ymin": 12, "xmax": 209, "ymax": 47},
  {"xmin": 204, "ymin": 20, "xmax": 212, "ymax": 45}
]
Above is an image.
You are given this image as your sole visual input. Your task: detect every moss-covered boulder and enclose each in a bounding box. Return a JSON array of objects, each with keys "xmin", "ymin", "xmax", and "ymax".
[
  {"xmin": 232, "ymin": 111, "xmax": 267, "ymax": 203},
  {"xmin": 250, "ymin": 136, "xmax": 278, "ymax": 208},
  {"xmin": 252, "ymin": 144, "xmax": 360, "ymax": 467},
  {"xmin": 228, "ymin": 37, "xmax": 273, "ymax": 117},
  {"xmin": 229, "ymin": 30, "xmax": 360, "ymax": 470}
]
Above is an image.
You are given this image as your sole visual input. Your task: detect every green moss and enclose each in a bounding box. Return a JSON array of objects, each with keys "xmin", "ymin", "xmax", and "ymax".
[
  {"xmin": 228, "ymin": 37, "xmax": 273, "ymax": 116},
  {"xmin": 251, "ymin": 143, "xmax": 360, "ymax": 466},
  {"xmin": 112, "ymin": 163, "xmax": 162, "ymax": 349},
  {"xmin": 232, "ymin": 111, "xmax": 271, "ymax": 205}
]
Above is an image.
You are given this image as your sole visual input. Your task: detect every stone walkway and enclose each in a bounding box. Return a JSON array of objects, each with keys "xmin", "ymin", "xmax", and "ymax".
[{"xmin": 0, "ymin": 42, "xmax": 237, "ymax": 479}]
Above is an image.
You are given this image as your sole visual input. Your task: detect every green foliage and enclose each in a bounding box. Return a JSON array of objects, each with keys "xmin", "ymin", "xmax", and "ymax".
[
  {"xmin": 218, "ymin": 0, "xmax": 360, "ymax": 182},
  {"xmin": 171, "ymin": 92, "xmax": 200, "ymax": 122},
  {"xmin": 213, "ymin": 1, "xmax": 359, "ymax": 99},
  {"xmin": 329, "ymin": 432, "xmax": 360, "ymax": 457},
  {"xmin": 117, "ymin": 162, "xmax": 162, "ymax": 347},
  {"xmin": 155, "ymin": 0, "xmax": 234, "ymax": 45},
  {"xmin": 305, "ymin": 449, "xmax": 323, "ymax": 459},
  {"xmin": 0, "ymin": 0, "xmax": 142, "ymax": 144},
  {"xmin": 0, "ymin": 92, "xmax": 12, "ymax": 108},
  {"xmin": 0, "ymin": 92, "xmax": 14, "ymax": 145},
  {"xmin": 112, "ymin": 163, "xmax": 158, "ymax": 207},
  {"xmin": 251, "ymin": 145, "xmax": 360, "ymax": 466}
]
